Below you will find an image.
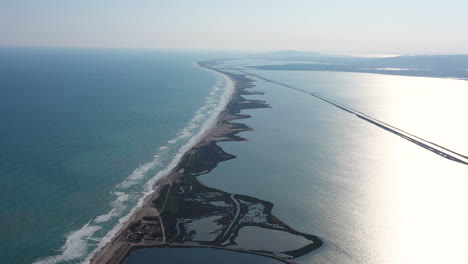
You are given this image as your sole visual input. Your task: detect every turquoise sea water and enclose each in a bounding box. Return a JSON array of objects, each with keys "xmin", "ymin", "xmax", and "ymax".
[{"xmin": 0, "ymin": 48, "xmax": 234, "ymax": 263}]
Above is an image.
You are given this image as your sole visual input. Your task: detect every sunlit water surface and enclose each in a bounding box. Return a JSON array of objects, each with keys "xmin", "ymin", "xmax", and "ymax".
[{"xmin": 199, "ymin": 64, "xmax": 468, "ymax": 264}]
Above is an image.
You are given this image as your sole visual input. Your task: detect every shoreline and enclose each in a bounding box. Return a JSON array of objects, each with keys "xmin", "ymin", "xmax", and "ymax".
[
  {"xmin": 88, "ymin": 61, "xmax": 242, "ymax": 264},
  {"xmin": 90, "ymin": 61, "xmax": 321, "ymax": 264}
]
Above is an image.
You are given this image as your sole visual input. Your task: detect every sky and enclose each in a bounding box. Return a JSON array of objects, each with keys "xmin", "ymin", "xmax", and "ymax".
[{"xmin": 1, "ymin": 0, "xmax": 468, "ymax": 54}]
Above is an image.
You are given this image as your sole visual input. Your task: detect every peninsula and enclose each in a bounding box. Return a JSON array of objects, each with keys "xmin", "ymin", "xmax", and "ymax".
[{"xmin": 90, "ymin": 61, "xmax": 322, "ymax": 264}]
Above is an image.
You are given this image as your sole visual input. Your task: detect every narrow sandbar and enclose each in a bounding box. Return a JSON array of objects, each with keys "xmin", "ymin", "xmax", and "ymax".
[{"xmin": 89, "ymin": 61, "xmax": 322, "ymax": 264}]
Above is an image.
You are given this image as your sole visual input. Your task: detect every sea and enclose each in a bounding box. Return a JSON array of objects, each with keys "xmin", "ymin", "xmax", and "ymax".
[
  {"xmin": 0, "ymin": 48, "xmax": 235, "ymax": 264},
  {"xmin": 1, "ymin": 49, "xmax": 468, "ymax": 264}
]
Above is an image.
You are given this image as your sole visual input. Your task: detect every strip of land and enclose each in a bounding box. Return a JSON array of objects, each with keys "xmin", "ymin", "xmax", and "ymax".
[{"xmin": 89, "ymin": 61, "xmax": 322, "ymax": 264}]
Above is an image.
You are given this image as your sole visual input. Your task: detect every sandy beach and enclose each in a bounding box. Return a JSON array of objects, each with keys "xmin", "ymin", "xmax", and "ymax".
[{"xmin": 89, "ymin": 61, "xmax": 321, "ymax": 264}]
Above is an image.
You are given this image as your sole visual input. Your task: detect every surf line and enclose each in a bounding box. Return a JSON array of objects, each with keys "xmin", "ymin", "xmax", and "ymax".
[{"xmin": 237, "ymin": 70, "xmax": 468, "ymax": 166}]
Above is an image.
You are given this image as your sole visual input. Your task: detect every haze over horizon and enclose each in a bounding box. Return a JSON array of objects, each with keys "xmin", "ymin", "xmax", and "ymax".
[{"xmin": 1, "ymin": 0, "xmax": 468, "ymax": 55}]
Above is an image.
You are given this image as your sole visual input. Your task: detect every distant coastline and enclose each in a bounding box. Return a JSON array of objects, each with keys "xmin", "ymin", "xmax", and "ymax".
[
  {"xmin": 89, "ymin": 61, "xmax": 322, "ymax": 264},
  {"xmin": 249, "ymin": 51, "xmax": 468, "ymax": 80},
  {"xmin": 248, "ymin": 63, "xmax": 468, "ymax": 80}
]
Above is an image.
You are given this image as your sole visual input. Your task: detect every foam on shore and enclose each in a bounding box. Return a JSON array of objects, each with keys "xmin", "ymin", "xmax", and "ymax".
[{"xmin": 33, "ymin": 65, "xmax": 235, "ymax": 264}]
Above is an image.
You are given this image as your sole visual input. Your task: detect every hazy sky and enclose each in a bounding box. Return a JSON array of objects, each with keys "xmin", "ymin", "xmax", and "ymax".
[{"xmin": 1, "ymin": 0, "xmax": 468, "ymax": 54}]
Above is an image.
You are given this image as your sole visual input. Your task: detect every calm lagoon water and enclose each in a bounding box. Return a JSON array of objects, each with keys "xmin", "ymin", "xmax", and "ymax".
[
  {"xmin": 124, "ymin": 248, "xmax": 282, "ymax": 264},
  {"xmin": 200, "ymin": 67, "xmax": 468, "ymax": 263},
  {"xmin": 249, "ymin": 70, "xmax": 468, "ymax": 153}
]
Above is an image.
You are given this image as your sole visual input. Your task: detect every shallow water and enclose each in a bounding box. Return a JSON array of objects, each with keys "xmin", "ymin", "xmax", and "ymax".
[
  {"xmin": 201, "ymin": 65, "xmax": 468, "ymax": 263},
  {"xmin": 124, "ymin": 247, "xmax": 282, "ymax": 264}
]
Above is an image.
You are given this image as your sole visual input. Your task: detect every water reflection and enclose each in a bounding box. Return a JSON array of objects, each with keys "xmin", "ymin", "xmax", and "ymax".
[
  {"xmin": 199, "ymin": 65, "xmax": 468, "ymax": 264},
  {"xmin": 251, "ymin": 70, "xmax": 468, "ymax": 153}
]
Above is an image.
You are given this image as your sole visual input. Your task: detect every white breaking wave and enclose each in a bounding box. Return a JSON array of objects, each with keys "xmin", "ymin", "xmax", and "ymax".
[
  {"xmin": 33, "ymin": 221, "xmax": 101, "ymax": 264},
  {"xmin": 33, "ymin": 66, "xmax": 234, "ymax": 264},
  {"xmin": 117, "ymin": 161, "xmax": 160, "ymax": 189},
  {"xmin": 93, "ymin": 192, "xmax": 129, "ymax": 224}
]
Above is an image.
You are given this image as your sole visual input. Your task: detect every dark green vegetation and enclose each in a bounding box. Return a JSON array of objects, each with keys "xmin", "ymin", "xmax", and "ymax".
[
  {"xmin": 153, "ymin": 128, "xmax": 324, "ymax": 256},
  {"xmin": 121, "ymin": 64, "xmax": 322, "ymax": 263}
]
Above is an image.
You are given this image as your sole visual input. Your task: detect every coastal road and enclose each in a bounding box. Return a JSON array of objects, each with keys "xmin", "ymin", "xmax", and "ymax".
[{"xmin": 220, "ymin": 194, "xmax": 241, "ymax": 242}]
